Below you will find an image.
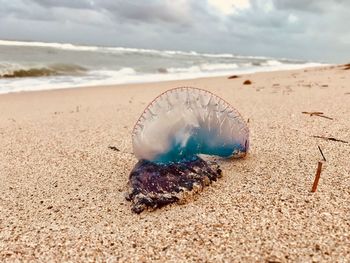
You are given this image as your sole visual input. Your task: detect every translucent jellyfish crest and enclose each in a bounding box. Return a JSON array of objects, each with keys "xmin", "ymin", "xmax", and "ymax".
[{"xmin": 132, "ymin": 87, "xmax": 249, "ymax": 163}]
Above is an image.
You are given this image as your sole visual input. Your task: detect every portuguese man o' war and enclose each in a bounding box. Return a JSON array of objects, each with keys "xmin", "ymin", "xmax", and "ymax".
[{"xmin": 126, "ymin": 87, "xmax": 249, "ymax": 213}]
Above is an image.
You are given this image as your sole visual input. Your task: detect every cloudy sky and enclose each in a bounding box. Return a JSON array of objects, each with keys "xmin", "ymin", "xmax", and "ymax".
[{"xmin": 0, "ymin": 0, "xmax": 349, "ymax": 62}]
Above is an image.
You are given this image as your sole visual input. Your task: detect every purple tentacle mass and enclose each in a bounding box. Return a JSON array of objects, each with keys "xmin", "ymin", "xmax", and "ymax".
[{"xmin": 126, "ymin": 157, "xmax": 222, "ymax": 213}]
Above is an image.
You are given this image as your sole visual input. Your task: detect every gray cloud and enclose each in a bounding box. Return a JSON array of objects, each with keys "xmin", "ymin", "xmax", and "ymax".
[
  {"xmin": 272, "ymin": 0, "xmax": 350, "ymax": 12},
  {"xmin": 272, "ymin": 0, "xmax": 329, "ymax": 12},
  {"xmin": 29, "ymin": 0, "xmax": 195, "ymax": 26},
  {"xmin": 32, "ymin": 0, "xmax": 94, "ymax": 9},
  {"xmin": 0, "ymin": 0, "xmax": 349, "ymax": 62},
  {"xmin": 102, "ymin": 1, "xmax": 191, "ymax": 25}
]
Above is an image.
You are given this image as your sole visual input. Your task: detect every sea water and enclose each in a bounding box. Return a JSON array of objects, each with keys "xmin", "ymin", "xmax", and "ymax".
[{"xmin": 0, "ymin": 39, "xmax": 324, "ymax": 94}]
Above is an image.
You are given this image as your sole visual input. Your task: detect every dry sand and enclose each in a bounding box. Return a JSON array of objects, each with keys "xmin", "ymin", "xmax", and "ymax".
[{"xmin": 0, "ymin": 65, "xmax": 349, "ymax": 262}]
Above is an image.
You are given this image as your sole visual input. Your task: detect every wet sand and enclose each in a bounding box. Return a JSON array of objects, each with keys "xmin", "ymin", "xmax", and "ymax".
[{"xmin": 0, "ymin": 65, "xmax": 349, "ymax": 262}]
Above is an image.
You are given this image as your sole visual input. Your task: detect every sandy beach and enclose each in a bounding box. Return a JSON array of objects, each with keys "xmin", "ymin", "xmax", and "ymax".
[{"xmin": 0, "ymin": 66, "xmax": 349, "ymax": 262}]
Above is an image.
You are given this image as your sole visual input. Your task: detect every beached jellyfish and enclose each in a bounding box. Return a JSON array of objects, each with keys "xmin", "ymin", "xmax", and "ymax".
[{"xmin": 126, "ymin": 87, "xmax": 249, "ymax": 213}]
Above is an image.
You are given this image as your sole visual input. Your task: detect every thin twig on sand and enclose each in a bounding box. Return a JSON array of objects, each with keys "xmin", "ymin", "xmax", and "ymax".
[
  {"xmin": 302, "ymin": 111, "xmax": 323, "ymax": 116},
  {"xmin": 108, "ymin": 146, "xmax": 120, "ymax": 151},
  {"xmin": 317, "ymin": 115, "xmax": 333, "ymax": 120},
  {"xmin": 318, "ymin": 146, "xmax": 326, "ymax": 162},
  {"xmin": 343, "ymin": 63, "xmax": 350, "ymax": 70},
  {"xmin": 311, "ymin": 162, "xmax": 323, "ymax": 192},
  {"xmin": 302, "ymin": 111, "xmax": 333, "ymax": 120},
  {"xmin": 312, "ymin": 135, "xmax": 348, "ymax": 144}
]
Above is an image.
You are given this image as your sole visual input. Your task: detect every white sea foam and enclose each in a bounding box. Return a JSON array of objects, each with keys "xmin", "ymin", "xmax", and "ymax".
[
  {"xmin": 0, "ymin": 62, "xmax": 326, "ymax": 94},
  {"xmin": 263, "ymin": 60, "xmax": 283, "ymax": 66},
  {"xmin": 0, "ymin": 40, "xmax": 99, "ymax": 51},
  {"xmin": 167, "ymin": 63, "xmax": 239, "ymax": 73},
  {"xmin": 0, "ymin": 40, "xmax": 277, "ymax": 59}
]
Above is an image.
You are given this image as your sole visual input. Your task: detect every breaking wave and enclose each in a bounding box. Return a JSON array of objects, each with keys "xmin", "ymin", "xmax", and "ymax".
[
  {"xmin": 0, "ymin": 39, "xmax": 327, "ymax": 94},
  {"xmin": 0, "ymin": 63, "xmax": 87, "ymax": 78},
  {"xmin": 0, "ymin": 40, "xmax": 304, "ymax": 61}
]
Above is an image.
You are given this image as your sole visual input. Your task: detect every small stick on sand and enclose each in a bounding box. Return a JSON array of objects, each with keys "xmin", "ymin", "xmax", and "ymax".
[
  {"xmin": 302, "ymin": 111, "xmax": 333, "ymax": 120},
  {"xmin": 311, "ymin": 162, "xmax": 323, "ymax": 192},
  {"xmin": 108, "ymin": 146, "xmax": 120, "ymax": 151},
  {"xmin": 317, "ymin": 115, "xmax": 333, "ymax": 120},
  {"xmin": 343, "ymin": 64, "xmax": 350, "ymax": 70},
  {"xmin": 302, "ymin": 111, "xmax": 323, "ymax": 116},
  {"xmin": 318, "ymin": 146, "xmax": 326, "ymax": 162},
  {"xmin": 312, "ymin": 135, "xmax": 348, "ymax": 144}
]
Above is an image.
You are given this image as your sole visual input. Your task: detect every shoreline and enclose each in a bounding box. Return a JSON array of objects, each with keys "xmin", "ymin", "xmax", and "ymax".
[
  {"xmin": 1, "ymin": 65, "xmax": 349, "ymax": 262},
  {"xmin": 0, "ymin": 63, "xmax": 327, "ymax": 95}
]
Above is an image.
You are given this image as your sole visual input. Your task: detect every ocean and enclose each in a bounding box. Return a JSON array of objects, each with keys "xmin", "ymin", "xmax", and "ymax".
[{"xmin": 0, "ymin": 40, "xmax": 324, "ymax": 94}]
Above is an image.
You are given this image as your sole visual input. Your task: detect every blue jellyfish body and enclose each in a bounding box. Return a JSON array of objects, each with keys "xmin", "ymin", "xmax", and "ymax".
[{"xmin": 127, "ymin": 87, "xmax": 249, "ymax": 213}]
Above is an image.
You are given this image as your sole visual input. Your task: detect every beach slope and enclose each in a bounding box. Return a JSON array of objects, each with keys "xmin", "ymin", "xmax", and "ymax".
[{"xmin": 0, "ymin": 66, "xmax": 349, "ymax": 262}]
